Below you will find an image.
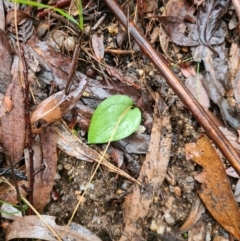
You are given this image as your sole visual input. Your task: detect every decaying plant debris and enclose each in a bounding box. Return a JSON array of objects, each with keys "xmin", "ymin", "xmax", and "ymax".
[{"xmin": 1, "ymin": 0, "xmax": 240, "ymax": 240}]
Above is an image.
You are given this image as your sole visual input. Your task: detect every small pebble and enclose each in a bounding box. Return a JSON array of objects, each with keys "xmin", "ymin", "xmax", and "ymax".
[
  {"xmin": 150, "ymin": 220, "xmax": 158, "ymax": 232},
  {"xmin": 174, "ymin": 186, "xmax": 181, "ymax": 197},
  {"xmin": 164, "ymin": 213, "xmax": 175, "ymax": 225},
  {"xmin": 76, "ymin": 195, "xmax": 86, "ymax": 204},
  {"xmin": 88, "ymin": 183, "xmax": 95, "ymax": 190},
  {"xmin": 64, "ymin": 164, "xmax": 72, "ymax": 170},
  {"xmin": 121, "ymin": 182, "xmax": 129, "ymax": 190},
  {"xmin": 169, "ymin": 185, "xmax": 175, "ymax": 193},
  {"xmin": 57, "ymin": 164, "xmax": 63, "ymax": 171},
  {"xmin": 116, "ymin": 189, "xmax": 123, "ymax": 195},
  {"xmin": 54, "ymin": 172, "xmax": 61, "ymax": 180},
  {"xmin": 153, "ymin": 196, "xmax": 159, "ymax": 204},
  {"xmin": 137, "ymin": 69, "xmax": 144, "ymax": 76},
  {"xmin": 75, "ymin": 190, "xmax": 81, "ymax": 195},
  {"xmin": 186, "ymin": 176, "xmax": 194, "ymax": 182}
]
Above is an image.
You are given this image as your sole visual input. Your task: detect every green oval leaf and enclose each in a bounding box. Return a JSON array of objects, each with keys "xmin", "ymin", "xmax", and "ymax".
[{"xmin": 88, "ymin": 95, "xmax": 141, "ymax": 144}]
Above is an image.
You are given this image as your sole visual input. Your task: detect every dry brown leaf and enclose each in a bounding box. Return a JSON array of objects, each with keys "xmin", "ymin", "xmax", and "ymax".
[
  {"xmin": 178, "ymin": 195, "xmax": 205, "ymax": 233},
  {"xmin": 91, "ymin": 32, "xmax": 104, "ymax": 61},
  {"xmin": 150, "ymin": 26, "xmax": 160, "ymax": 43},
  {"xmin": 0, "ymin": 179, "xmax": 28, "ymax": 204},
  {"xmin": 31, "ymin": 78, "xmax": 87, "ymax": 133},
  {"xmin": 5, "ymin": 215, "xmax": 102, "ymax": 241},
  {"xmin": 25, "ymin": 125, "xmax": 57, "ymax": 212},
  {"xmin": 185, "ymin": 74, "xmax": 210, "ymax": 109},
  {"xmin": 185, "ymin": 135, "xmax": 240, "ymax": 240},
  {"xmin": 119, "ymin": 95, "xmax": 172, "ymax": 241},
  {"xmin": 6, "ymin": 9, "xmax": 33, "ymax": 26},
  {"xmin": 1, "ymin": 56, "xmax": 25, "ymax": 164},
  {"xmin": 55, "ymin": 121, "xmax": 141, "ymax": 185}
]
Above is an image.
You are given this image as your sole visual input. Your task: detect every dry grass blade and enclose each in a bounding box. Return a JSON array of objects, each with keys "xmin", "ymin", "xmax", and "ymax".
[{"xmin": 55, "ymin": 120, "xmax": 141, "ymax": 185}]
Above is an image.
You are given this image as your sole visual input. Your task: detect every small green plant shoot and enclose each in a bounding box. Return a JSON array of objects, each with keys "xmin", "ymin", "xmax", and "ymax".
[{"xmin": 88, "ymin": 95, "xmax": 141, "ymax": 144}]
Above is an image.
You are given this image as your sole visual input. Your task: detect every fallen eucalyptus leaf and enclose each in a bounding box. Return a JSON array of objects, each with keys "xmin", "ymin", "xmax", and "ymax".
[{"xmin": 186, "ymin": 135, "xmax": 240, "ymax": 240}]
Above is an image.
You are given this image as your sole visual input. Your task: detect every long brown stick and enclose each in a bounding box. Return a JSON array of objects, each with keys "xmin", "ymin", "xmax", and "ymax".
[{"xmin": 103, "ymin": 0, "xmax": 240, "ymax": 176}]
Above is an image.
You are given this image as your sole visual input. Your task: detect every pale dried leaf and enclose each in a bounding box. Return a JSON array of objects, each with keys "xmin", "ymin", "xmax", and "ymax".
[
  {"xmin": 91, "ymin": 33, "xmax": 104, "ymax": 61},
  {"xmin": 226, "ymin": 167, "xmax": 239, "ymax": 178},
  {"xmin": 186, "ymin": 135, "xmax": 240, "ymax": 240},
  {"xmin": 1, "ymin": 56, "xmax": 25, "ymax": 164},
  {"xmin": 119, "ymin": 95, "xmax": 172, "ymax": 241},
  {"xmin": 55, "ymin": 121, "xmax": 141, "ymax": 185},
  {"xmin": 0, "ymin": 203, "xmax": 22, "ymax": 220},
  {"xmin": 5, "ymin": 215, "xmax": 102, "ymax": 241},
  {"xmin": 31, "ymin": 78, "xmax": 87, "ymax": 133}
]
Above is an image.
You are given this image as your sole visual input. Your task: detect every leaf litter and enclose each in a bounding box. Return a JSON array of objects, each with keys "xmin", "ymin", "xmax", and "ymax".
[{"xmin": 1, "ymin": 0, "xmax": 240, "ymax": 240}]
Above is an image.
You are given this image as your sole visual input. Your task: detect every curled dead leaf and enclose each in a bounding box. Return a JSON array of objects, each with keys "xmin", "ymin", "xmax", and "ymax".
[{"xmin": 31, "ymin": 78, "xmax": 87, "ymax": 133}]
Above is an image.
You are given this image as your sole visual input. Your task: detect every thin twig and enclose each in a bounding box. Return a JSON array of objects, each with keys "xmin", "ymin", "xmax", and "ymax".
[{"xmin": 65, "ymin": 37, "xmax": 82, "ymax": 95}]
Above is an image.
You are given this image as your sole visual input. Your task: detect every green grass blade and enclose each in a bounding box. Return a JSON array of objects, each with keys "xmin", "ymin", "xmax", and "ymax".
[{"xmin": 12, "ymin": 0, "xmax": 79, "ymax": 27}]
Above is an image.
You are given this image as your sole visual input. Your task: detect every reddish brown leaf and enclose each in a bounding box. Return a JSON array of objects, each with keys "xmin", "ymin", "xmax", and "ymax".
[
  {"xmin": 1, "ymin": 56, "xmax": 25, "ymax": 164},
  {"xmin": 6, "ymin": 215, "xmax": 102, "ymax": 241},
  {"xmin": 185, "ymin": 135, "xmax": 240, "ymax": 240},
  {"xmin": 91, "ymin": 32, "xmax": 104, "ymax": 61},
  {"xmin": 31, "ymin": 78, "xmax": 87, "ymax": 133}
]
